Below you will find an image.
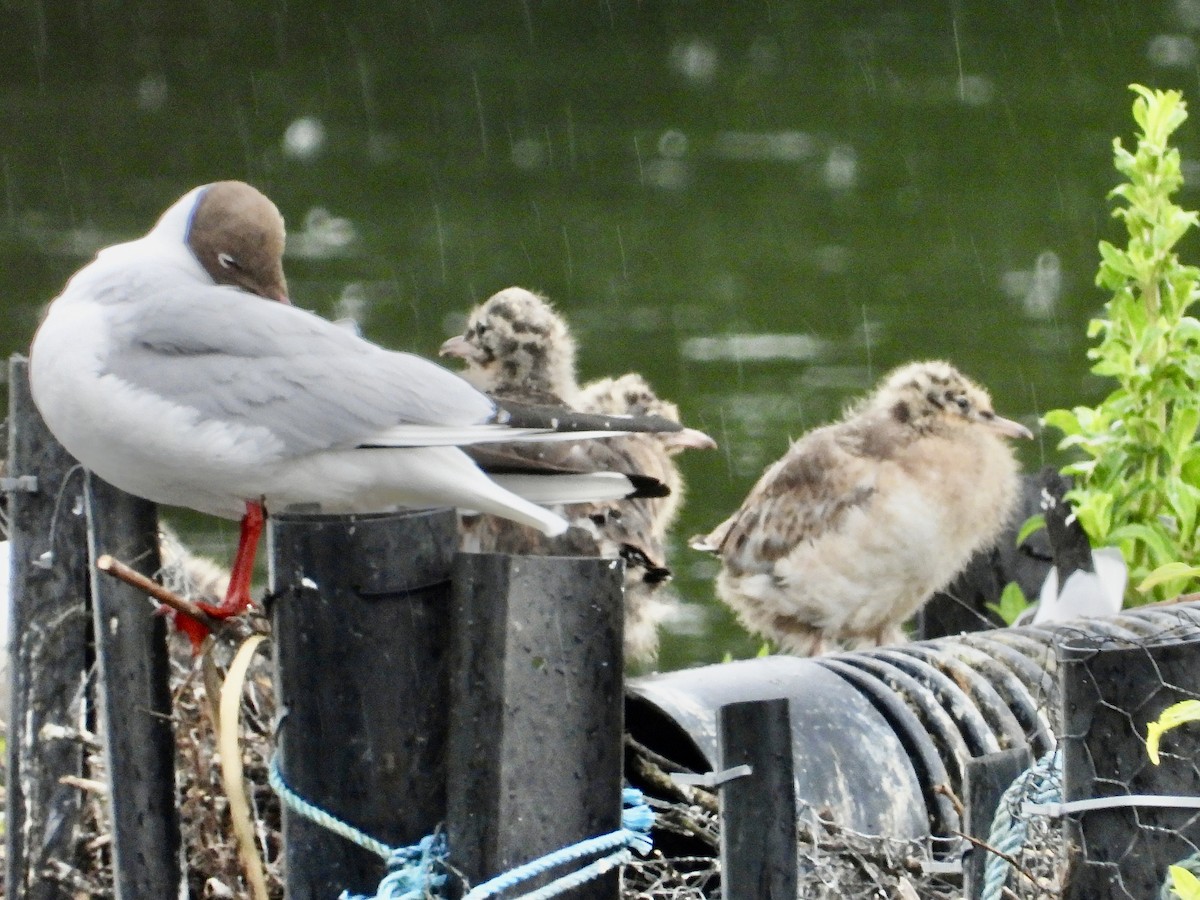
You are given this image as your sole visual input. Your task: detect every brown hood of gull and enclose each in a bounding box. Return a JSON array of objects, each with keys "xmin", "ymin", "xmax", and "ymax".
[{"xmin": 188, "ymin": 181, "xmax": 289, "ymax": 304}]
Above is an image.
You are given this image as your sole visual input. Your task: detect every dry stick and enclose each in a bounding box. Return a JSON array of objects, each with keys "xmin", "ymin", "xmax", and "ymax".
[
  {"xmin": 951, "ymin": 829, "xmax": 1041, "ymax": 886},
  {"xmin": 933, "ymin": 782, "xmax": 966, "ymax": 819},
  {"xmin": 95, "ymin": 553, "xmax": 222, "ymax": 633},
  {"xmin": 629, "ymin": 748, "xmax": 719, "ymax": 815}
]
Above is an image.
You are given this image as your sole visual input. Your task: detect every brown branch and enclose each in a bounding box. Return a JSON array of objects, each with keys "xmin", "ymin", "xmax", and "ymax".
[
  {"xmin": 95, "ymin": 554, "xmax": 221, "ymax": 633},
  {"xmin": 933, "ymin": 782, "xmax": 966, "ymax": 818},
  {"xmin": 630, "ymin": 751, "xmax": 720, "ymax": 815},
  {"xmin": 951, "ymin": 829, "xmax": 1040, "ymax": 886}
]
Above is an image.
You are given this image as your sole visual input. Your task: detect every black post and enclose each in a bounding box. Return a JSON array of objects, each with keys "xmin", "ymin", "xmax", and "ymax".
[
  {"xmin": 447, "ymin": 553, "xmax": 624, "ymax": 899},
  {"xmin": 270, "ymin": 507, "xmax": 459, "ymax": 900},
  {"xmin": 83, "ymin": 474, "xmax": 181, "ymax": 899},
  {"xmin": 718, "ymin": 698, "xmax": 798, "ymax": 900},
  {"xmin": 963, "ymin": 746, "xmax": 1033, "ymax": 899},
  {"xmin": 5, "ymin": 356, "xmax": 92, "ymax": 900},
  {"xmin": 1059, "ymin": 633, "xmax": 1200, "ymax": 898}
]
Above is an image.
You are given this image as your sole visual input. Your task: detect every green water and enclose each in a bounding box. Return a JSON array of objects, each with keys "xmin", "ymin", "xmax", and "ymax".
[{"xmin": 2, "ymin": 2, "xmax": 1198, "ymax": 668}]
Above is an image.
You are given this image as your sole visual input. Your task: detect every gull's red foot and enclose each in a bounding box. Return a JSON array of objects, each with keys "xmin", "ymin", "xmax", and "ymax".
[{"xmin": 170, "ymin": 501, "xmax": 265, "ymax": 651}]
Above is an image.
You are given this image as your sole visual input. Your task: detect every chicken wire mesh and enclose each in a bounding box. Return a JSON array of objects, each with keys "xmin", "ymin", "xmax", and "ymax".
[{"xmin": 973, "ymin": 604, "xmax": 1200, "ymax": 900}]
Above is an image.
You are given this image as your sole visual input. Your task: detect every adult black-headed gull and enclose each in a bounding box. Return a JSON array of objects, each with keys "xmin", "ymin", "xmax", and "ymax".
[
  {"xmin": 28, "ymin": 183, "xmax": 663, "ymax": 643},
  {"xmin": 440, "ymin": 287, "xmax": 715, "ymax": 664},
  {"xmin": 691, "ymin": 361, "xmax": 1032, "ymax": 656}
]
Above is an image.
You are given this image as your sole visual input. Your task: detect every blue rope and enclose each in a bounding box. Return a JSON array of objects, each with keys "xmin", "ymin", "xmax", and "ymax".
[
  {"xmin": 269, "ymin": 755, "xmax": 448, "ymax": 900},
  {"xmin": 269, "ymin": 754, "xmax": 654, "ymax": 900},
  {"xmin": 268, "ymin": 755, "xmax": 396, "ymax": 860},
  {"xmin": 981, "ymin": 749, "xmax": 1062, "ymax": 900},
  {"xmin": 340, "ymin": 835, "xmax": 449, "ymax": 900},
  {"xmin": 463, "ymin": 788, "xmax": 654, "ymax": 899}
]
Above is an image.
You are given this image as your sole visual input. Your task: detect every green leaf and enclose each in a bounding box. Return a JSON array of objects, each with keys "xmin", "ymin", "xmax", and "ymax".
[
  {"xmin": 1147, "ymin": 699, "xmax": 1200, "ymax": 765},
  {"xmin": 986, "ymin": 582, "xmax": 1033, "ymax": 626},
  {"xmin": 1015, "ymin": 514, "xmax": 1046, "ymax": 546},
  {"xmin": 1167, "ymin": 864, "xmax": 1200, "ymax": 900},
  {"xmin": 1109, "ymin": 521, "xmax": 1179, "ymax": 566},
  {"xmin": 1165, "ymin": 479, "xmax": 1200, "ymax": 544},
  {"xmin": 1168, "ymin": 408, "xmax": 1200, "ymax": 465},
  {"xmin": 1097, "ymin": 240, "xmax": 1139, "ymax": 281},
  {"xmin": 1161, "ymin": 868, "xmax": 1200, "ymax": 900},
  {"xmin": 1137, "ymin": 562, "xmax": 1200, "ymax": 593}
]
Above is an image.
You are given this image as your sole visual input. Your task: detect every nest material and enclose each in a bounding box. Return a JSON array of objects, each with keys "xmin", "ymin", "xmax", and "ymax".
[
  {"xmin": 4, "ymin": 618, "xmax": 729, "ymax": 899},
  {"xmin": 1, "ymin": 605, "xmax": 1071, "ymax": 900}
]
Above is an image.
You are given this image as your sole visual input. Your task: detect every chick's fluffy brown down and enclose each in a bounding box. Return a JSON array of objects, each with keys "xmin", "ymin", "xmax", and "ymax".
[
  {"xmin": 693, "ymin": 360, "xmax": 1030, "ymax": 656},
  {"xmin": 441, "ymin": 287, "xmax": 715, "ymax": 666}
]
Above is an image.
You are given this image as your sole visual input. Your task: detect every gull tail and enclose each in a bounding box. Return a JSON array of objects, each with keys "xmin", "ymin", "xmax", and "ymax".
[
  {"xmin": 468, "ymin": 446, "xmax": 669, "ymax": 501},
  {"xmin": 490, "ymin": 471, "xmax": 659, "ymax": 506}
]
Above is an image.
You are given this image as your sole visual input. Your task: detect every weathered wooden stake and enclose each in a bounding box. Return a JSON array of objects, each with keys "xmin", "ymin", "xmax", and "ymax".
[
  {"xmin": 83, "ymin": 473, "xmax": 181, "ymax": 899},
  {"xmin": 270, "ymin": 508, "xmax": 458, "ymax": 900},
  {"xmin": 1060, "ymin": 633, "xmax": 1200, "ymax": 898},
  {"xmin": 447, "ymin": 553, "xmax": 624, "ymax": 899},
  {"xmin": 963, "ymin": 746, "xmax": 1033, "ymax": 899},
  {"xmin": 718, "ymin": 698, "xmax": 798, "ymax": 900},
  {"xmin": 5, "ymin": 356, "xmax": 92, "ymax": 900}
]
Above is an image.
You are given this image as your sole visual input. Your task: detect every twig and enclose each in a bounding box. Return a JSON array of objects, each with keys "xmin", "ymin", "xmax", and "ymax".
[
  {"xmin": 630, "ymin": 749, "xmax": 718, "ymax": 815},
  {"xmin": 95, "ymin": 553, "xmax": 221, "ymax": 633},
  {"xmin": 625, "ymin": 734, "xmax": 695, "ymax": 775},
  {"xmin": 933, "ymin": 782, "xmax": 966, "ymax": 818},
  {"xmin": 59, "ymin": 775, "xmax": 108, "ymax": 795},
  {"xmin": 951, "ymin": 829, "xmax": 1041, "ymax": 886}
]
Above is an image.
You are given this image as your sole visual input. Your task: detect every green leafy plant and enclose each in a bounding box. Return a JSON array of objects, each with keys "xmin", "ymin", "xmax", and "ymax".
[{"xmin": 1043, "ymin": 85, "xmax": 1200, "ymax": 603}]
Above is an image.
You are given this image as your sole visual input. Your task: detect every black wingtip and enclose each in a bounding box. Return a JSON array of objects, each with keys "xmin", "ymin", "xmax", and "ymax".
[
  {"xmin": 493, "ymin": 398, "xmax": 685, "ymax": 434},
  {"xmin": 626, "ymin": 472, "xmax": 670, "ymax": 499}
]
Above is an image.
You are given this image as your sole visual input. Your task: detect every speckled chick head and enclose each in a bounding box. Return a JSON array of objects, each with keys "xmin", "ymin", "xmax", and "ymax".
[
  {"xmin": 579, "ymin": 373, "xmax": 717, "ymax": 454},
  {"xmin": 440, "ymin": 287, "xmax": 578, "ymax": 399},
  {"xmin": 579, "ymin": 373, "xmax": 679, "ymax": 421},
  {"xmin": 857, "ymin": 360, "xmax": 1032, "ymax": 440}
]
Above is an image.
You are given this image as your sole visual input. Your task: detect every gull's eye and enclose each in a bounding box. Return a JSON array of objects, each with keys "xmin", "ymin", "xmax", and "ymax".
[
  {"xmin": 955, "ymin": 395, "xmax": 970, "ymax": 411},
  {"xmin": 217, "ymin": 252, "xmax": 241, "ymax": 270}
]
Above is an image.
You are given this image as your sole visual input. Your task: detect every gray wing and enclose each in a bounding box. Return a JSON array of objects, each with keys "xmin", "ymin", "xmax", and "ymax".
[{"xmin": 102, "ymin": 278, "xmax": 497, "ymax": 455}]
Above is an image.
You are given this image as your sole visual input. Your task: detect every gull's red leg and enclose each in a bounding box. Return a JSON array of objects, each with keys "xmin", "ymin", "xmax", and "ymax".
[
  {"xmin": 202, "ymin": 499, "xmax": 265, "ymax": 618},
  {"xmin": 174, "ymin": 500, "xmax": 265, "ymax": 649}
]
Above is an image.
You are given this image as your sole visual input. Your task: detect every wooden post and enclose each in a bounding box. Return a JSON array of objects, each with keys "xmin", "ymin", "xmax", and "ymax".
[
  {"xmin": 963, "ymin": 746, "xmax": 1033, "ymax": 899},
  {"xmin": 1060, "ymin": 633, "xmax": 1200, "ymax": 898},
  {"xmin": 718, "ymin": 698, "xmax": 798, "ymax": 900},
  {"xmin": 270, "ymin": 507, "xmax": 458, "ymax": 900},
  {"xmin": 446, "ymin": 553, "xmax": 624, "ymax": 899},
  {"xmin": 83, "ymin": 474, "xmax": 181, "ymax": 899},
  {"xmin": 5, "ymin": 356, "xmax": 92, "ymax": 900}
]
